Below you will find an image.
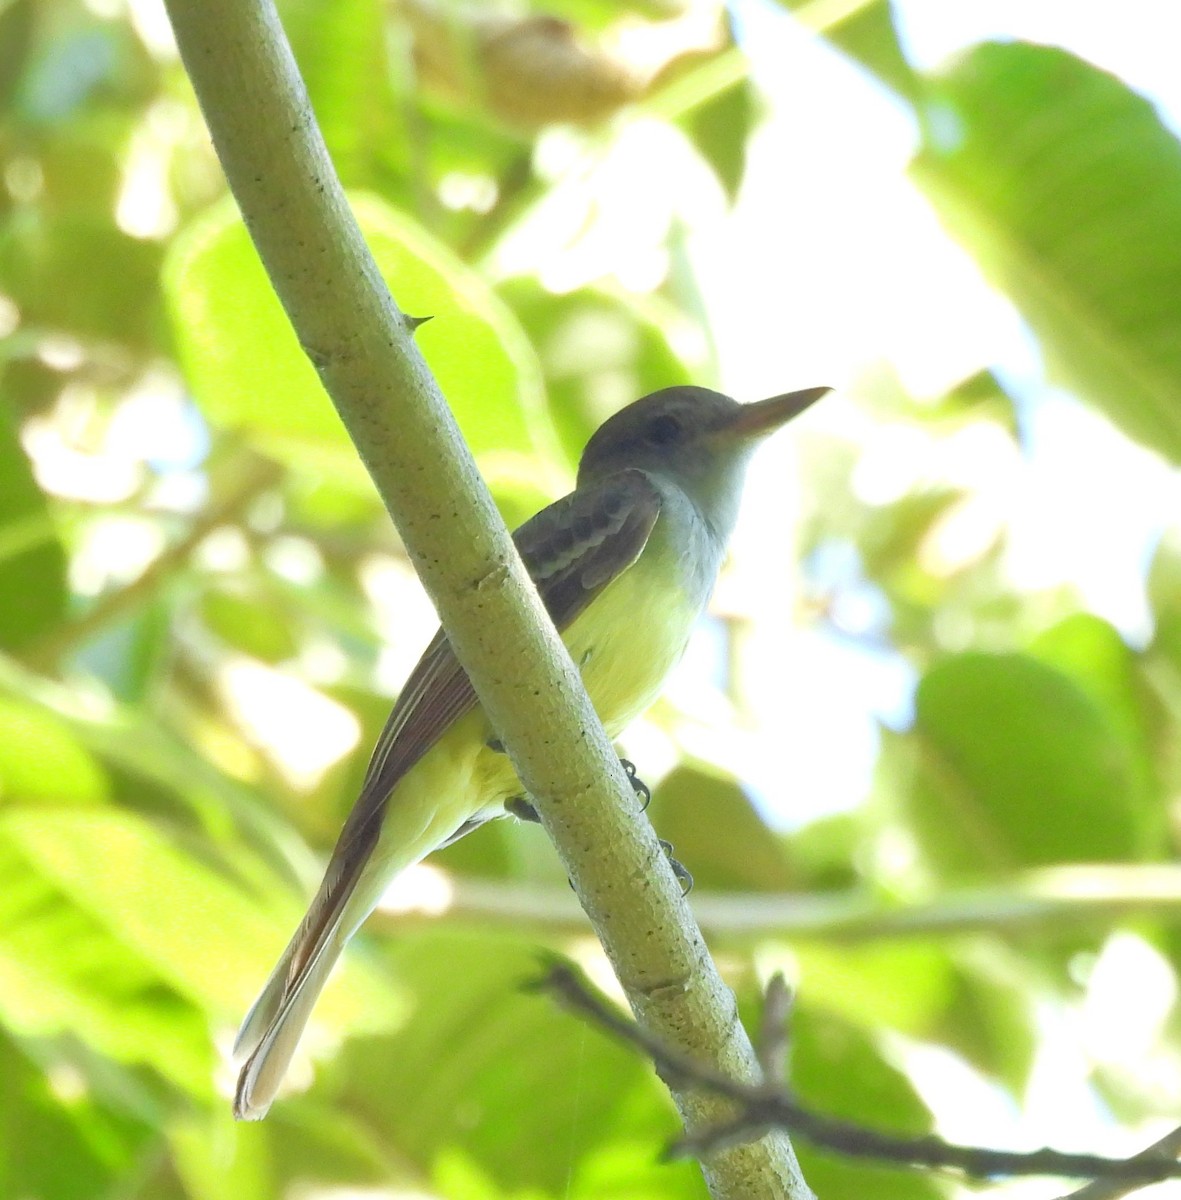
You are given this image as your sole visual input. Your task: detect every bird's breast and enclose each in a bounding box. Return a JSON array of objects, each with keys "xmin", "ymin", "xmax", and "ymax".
[{"xmin": 562, "ymin": 535, "xmax": 706, "ymax": 737}]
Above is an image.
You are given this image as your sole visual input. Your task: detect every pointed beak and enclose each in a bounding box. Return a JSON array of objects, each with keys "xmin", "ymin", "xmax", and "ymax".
[{"xmin": 724, "ymin": 386, "xmax": 830, "ymax": 440}]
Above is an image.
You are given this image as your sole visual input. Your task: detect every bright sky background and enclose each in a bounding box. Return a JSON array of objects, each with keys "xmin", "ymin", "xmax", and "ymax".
[
  {"xmin": 488, "ymin": 0, "xmax": 1181, "ymax": 840},
  {"xmin": 704, "ymin": 4, "xmax": 1181, "ymax": 1185},
  {"xmin": 675, "ymin": 0, "xmax": 1181, "ymax": 839}
]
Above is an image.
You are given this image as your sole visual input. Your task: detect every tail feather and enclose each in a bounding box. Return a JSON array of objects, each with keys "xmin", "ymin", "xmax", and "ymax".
[
  {"xmin": 233, "ymin": 915, "xmax": 348, "ymax": 1121},
  {"xmin": 233, "ymin": 854, "xmax": 362, "ymax": 1120},
  {"xmin": 232, "ymin": 932, "xmax": 299, "ymax": 1064},
  {"xmin": 231, "ymin": 755, "xmax": 484, "ymax": 1117}
]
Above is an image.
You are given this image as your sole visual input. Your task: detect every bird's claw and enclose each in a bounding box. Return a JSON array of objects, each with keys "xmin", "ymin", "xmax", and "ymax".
[
  {"xmin": 503, "ymin": 758, "xmax": 650, "ymax": 816},
  {"xmin": 506, "ymin": 758, "xmax": 684, "ymax": 891},
  {"xmin": 506, "ymin": 795, "xmax": 541, "ymax": 823},
  {"xmin": 620, "ymin": 758, "xmax": 651, "ymax": 811},
  {"xmin": 658, "ymin": 838, "xmax": 693, "ymax": 895}
]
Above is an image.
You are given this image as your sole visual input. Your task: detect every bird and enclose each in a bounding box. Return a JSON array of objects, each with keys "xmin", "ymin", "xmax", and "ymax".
[{"xmin": 232, "ymin": 382, "xmax": 829, "ymax": 1120}]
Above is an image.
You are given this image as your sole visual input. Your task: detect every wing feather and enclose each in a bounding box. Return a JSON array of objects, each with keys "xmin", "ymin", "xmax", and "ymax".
[{"xmin": 258, "ymin": 470, "xmax": 663, "ymax": 1007}]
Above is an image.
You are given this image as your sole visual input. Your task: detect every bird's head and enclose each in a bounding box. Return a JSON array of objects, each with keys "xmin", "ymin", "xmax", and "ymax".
[{"xmin": 577, "ymin": 384, "xmax": 828, "ymax": 539}]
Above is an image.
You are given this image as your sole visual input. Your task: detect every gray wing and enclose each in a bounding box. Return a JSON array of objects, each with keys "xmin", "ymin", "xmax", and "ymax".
[{"xmin": 284, "ymin": 469, "xmax": 663, "ymax": 974}]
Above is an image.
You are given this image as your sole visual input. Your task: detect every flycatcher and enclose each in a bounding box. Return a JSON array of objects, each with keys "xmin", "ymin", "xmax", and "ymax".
[{"xmin": 233, "ymin": 383, "xmax": 828, "ymax": 1119}]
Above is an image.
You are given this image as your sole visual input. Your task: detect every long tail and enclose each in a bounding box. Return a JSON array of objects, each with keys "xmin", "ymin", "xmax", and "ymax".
[
  {"xmin": 231, "ymin": 807, "xmax": 460, "ymax": 1118},
  {"xmin": 232, "ymin": 895, "xmax": 352, "ymax": 1121},
  {"xmin": 232, "ymin": 701, "xmax": 486, "ymax": 1118}
]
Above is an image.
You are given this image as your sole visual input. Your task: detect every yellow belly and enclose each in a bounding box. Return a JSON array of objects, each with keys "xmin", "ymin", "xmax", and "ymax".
[
  {"xmin": 351, "ymin": 554, "xmax": 701, "ymax": 927},
  {"xmin": 472, "ymin": 556, "xmax": 697, "ymax": 812},
  {"xmin": 563, "ymin": 555, "xmax": 698, "ymax": 737}
]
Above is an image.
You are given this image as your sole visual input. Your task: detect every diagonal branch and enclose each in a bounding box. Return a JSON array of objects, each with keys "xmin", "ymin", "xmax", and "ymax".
[
  {"xmin": 1061, "ymin": 1126, "xmax": 1181, "ymax": 1200},
  {"xmin": 160, "ymin": 3, "xmax": 812, "ymax": 1196}
]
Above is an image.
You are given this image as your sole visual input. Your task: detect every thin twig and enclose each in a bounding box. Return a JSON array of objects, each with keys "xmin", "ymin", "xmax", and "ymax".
[
  {"xmin": 1061, "ymin": 1125, "xmax": 1181, "ymax": 1200},
  {"xmin": 533, "ymin": 959, "xmax": 1181, "ymax": 1186},
  {"xmin": 372, "ymin": 865, "xmax": 1181, "ymax": 943}
]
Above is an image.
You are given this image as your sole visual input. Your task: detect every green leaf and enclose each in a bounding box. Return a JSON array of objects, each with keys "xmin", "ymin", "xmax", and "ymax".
[
  {"xmin": 432, "ymin": 810, "xmax": 526, "ymax": 881},
  {"xmin": 201, "ymin": 583, "xmax": 300, "ymax": 664},
  {"xmin": 0, "ymin": 697, "xmax": 108, "ymax": 807},
  {"xmin": 793, "ymin": 942, "xmax": 952, "ymax": 1034},
  {"xmin": 165, "ymin": 194, "xmax": 554, "ymax": 481},
  {"xmin": 0, "ymin": 213, "xmax": 162, "ymax": 347},
  {"xmin": 681, "ymin": 78, "xmax": 758, "ymax": 202},
  {"xmin": 0, "ymin": 405, "xmax": 67, "ymax": 650},
  {"xmin": 924, "ymin": 368, "xmax": 1020, "ymax": 432},
  {"xmin": 787, "ymin": 1003, "xmax": 942, "ymax": 1200},
  {"xmin": 499, "ymin": 278, "xmax": 694, "ymax": 464},
  {"xmin": 0, "ymin": 809, "xmax": 396, "ymax": 1040},
  {"xmin": 911, "ymin": 651, "xmax": 1161, "ymax": 878},
  {"xmin": 73, "ymin": 596, "xmax": 175, "ymax": 705},
  {"xmin": 257, "ymin": 1100, "xmax": 419, "ymax": 1195},
  {"xmin": 169, "ymin": 1111, "xmax": 277, "ymax": 1200},
  {"xmin": 911, "ymin": 44, "xmax": 1181, "ymax": 462},
  {"xmin": 1029, "ymin": 613, "xmax": 1157, "ymax": 777},
  {"xmin": 284, "ymin": 469, "xmax": 384, "ymax": 528},
  {"xmin": 538, "ymin": 0, "xmax": 674, "ymax": 30},
  {"xmin": 0, "ymin": 1031, "xmax": 151, "ymax": 1200},
  {"xmin": 434, "ymin": 1139, "xmax": 706, "ymax": 1200},
  {"xmin": 0, "ymin": 816, "xmax": 211, "ymax": 1094},
  {"xmin": 786, "ymin": 811, "xmax": 861, "ymax": 891},
  {"xmin": 284, "ymin": 0, "xmax": 392, "ymax": 185},
  {"xmin": 800, "ymin": 0, "xmax": 921, "ymax": 102},
  {"xmin": 1148, "ymin": 526, "xmax": 1181, "ymax": 669},
  {"xmin": 328, "ymin": 932, "xmax": 687, "ymax": 1194},
  {"xmin": 0, "ymin": 0, "xmax": 34, "ymax": 112},
  {"xmin": 649, "ymin": 761, "xmax": 796, "ymax": 891},
  {"xmin": 933, "ymin": 949, "xmax": 1037, "ymax": 1092}
]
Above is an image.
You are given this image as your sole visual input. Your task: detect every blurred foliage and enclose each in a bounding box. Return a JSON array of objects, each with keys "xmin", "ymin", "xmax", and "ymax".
[{"xmin": 2, "ymin": 1, "xmax": 1181, "ymax": 1198}]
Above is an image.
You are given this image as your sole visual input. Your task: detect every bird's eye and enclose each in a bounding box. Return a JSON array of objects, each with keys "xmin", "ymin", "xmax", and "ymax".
[{"xmin": 647, "ymin": 414, "xmax": 683, "ymax": 445}]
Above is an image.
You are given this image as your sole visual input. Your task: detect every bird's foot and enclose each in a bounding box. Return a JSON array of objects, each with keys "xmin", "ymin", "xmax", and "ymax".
[
  {"xmin": 659, "ymin": 838, "xmax": 694, "ymax": 896},
  {"xmin": 504, "ymin": 760, "xmax": 686, "ymax": 893},
  {"xmin": 620, "ymin": 758, "xmax": 651, "ymax": 811},
  {"xmin": 505, "ymin": 795, "xmax": 541, "ymax": 823},
  {"xmin": 496, "ymin": 754, "xmax": 651, "ymax": 815}
]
